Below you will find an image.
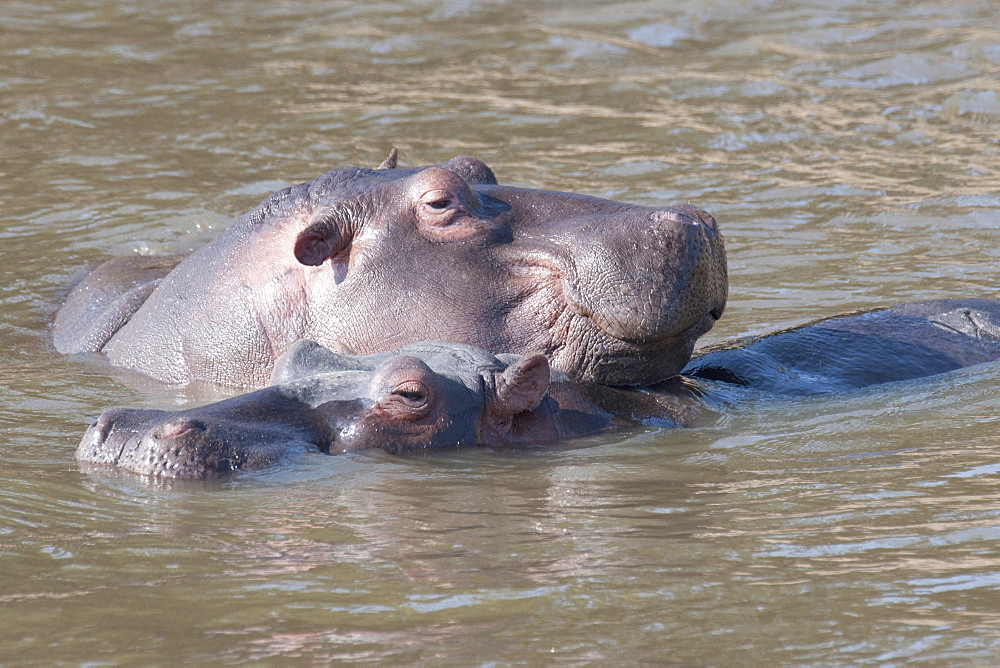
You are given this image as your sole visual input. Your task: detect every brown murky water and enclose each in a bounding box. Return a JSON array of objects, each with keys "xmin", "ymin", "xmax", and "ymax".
[{"xmin": 3, "ymin": 0, "xmax": 1000, "ymax": 662}]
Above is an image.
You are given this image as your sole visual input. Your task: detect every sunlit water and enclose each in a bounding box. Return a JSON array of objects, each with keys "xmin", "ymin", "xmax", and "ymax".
[{"xmin": 3, "ymin": 0, "xmax": 1000, "ymax": 662}]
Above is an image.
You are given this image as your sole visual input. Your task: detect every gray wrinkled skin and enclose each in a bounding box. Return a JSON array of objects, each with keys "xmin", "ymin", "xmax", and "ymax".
[
  {"xmin": 78, "ymin": 299, "xmax": 1000, "ymax": 479},
  {"xmin": 54, "ymin": 153, "xmax": 727, "ymax": 387}
]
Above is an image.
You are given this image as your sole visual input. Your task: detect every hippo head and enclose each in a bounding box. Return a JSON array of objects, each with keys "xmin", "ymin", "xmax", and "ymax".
[
  {"xmin": 78, "ymin": 341, "xmax": 572, "ymax": 478},
  {"xmin": 98, "ymin": 152, "xmax": 727, "ymax": 386},
  {"xmin": 289, "ymin": 153, "xmax": 727, "ymax": 385}
]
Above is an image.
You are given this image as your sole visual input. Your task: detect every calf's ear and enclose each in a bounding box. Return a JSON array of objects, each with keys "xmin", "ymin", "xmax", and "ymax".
[{"xmin": 493, "ymin": 354, "xmax": 550, "ymax": 416}]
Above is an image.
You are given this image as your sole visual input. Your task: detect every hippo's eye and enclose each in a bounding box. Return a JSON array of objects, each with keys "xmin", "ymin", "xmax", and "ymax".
[
  {"xmin": 372, "ymin": 357, "xmax": 437, "ymax": 418},
  {"xmin": 418, "ymin": 189, "xmax": 465, "ymax": 221},
  {"xmin": 413, "ymin": 184, "xmax": 496, "ymax": 242},
  {"xmin": 390, "ymin": 381, "xmax": 429, "ymax": 408}
]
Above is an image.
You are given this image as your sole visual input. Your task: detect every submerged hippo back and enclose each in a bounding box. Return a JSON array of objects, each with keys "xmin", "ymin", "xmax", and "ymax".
[{"xmin": 685, "ymin": 299, "xmax": 1000, "ymax": 395}]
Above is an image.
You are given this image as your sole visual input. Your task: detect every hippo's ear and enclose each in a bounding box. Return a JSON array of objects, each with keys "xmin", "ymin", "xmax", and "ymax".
[
  {"xmin": 439, "ymin": 156, "xmax": 498, "ymax": 185},
  {"xmin": 294, "ymin": 221, "xmax": 350, "ymax": 266},
  {"xmin": 377, "ymin": 148, "xmax": 398, "ymax": 170},
  {"xmin": 492, "ymin": 354, "xmax": 550, "ymax": 416}
]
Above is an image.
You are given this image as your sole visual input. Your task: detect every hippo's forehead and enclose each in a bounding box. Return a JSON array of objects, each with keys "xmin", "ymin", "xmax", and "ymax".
[
  {"xmin": 278, "ymin": 370, "xmax": 373, "ymax": 407},
  {"xmin": 271, "ymin": 340, "xmax": 508, "ymax": 387},
  {"xmin": 358, "ymin": 342, "xmax": 506, "ymax": 394},
  {"xmin": 274, "ymin": 158, "xmax": 653, "ymax": 244},
  {"xmin": 303, "ymin": 155, "xmax": 499, "ymax": 206},
  {"xmin": 279, "ymin": 363, "xmax": 487, "ymax": 415},
  {"xmin": 304, "ymin": 167, "xmax": 402, "ymax": 207},
  {"xmin": 391, "ymin": 341, "xmax": 506, "ymax": 371},
  {"xmin": 273, "ymin": 341, "xmax": 511, "ymax": 411}
]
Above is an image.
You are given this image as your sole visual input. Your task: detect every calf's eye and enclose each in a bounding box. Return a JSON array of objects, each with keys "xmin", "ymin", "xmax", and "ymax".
[
  {"xmin": 395, "ymin": 390, "xmax": 425, "ymax": 402},
  {"xmin": 390, "ymin": 381, "xmax": 429, "ymax": 408}
]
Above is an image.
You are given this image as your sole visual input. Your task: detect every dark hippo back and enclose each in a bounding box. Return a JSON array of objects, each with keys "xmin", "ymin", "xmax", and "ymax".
[{"xmin": 684, "ymin": 299, "xmax": 1000, "ymax": 395}]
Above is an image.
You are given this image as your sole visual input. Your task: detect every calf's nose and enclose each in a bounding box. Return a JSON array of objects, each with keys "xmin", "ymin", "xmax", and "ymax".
[{"xmin": 150, "ymin": 418, "xmax": 206, "ymax": 442}]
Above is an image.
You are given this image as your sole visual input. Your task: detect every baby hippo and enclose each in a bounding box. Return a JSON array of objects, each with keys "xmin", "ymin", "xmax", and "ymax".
[{"xmin": 78, "ymin": 341, "xmax": 703, "ymax": 478}]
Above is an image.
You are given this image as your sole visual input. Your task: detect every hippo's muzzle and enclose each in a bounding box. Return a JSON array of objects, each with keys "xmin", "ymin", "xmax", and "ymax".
[
  {"xmin": 505, "ymin": 201, "xmax": 727, "ymax": 385},
  {"xmin": 78, "ymin": 405, "xmax": 297, "ymax": 478}
]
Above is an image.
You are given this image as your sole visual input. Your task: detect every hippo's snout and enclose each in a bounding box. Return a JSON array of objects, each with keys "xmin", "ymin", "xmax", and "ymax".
[
  {"xmin": 508, "ymin": 201, "xmax": 726, "ymax": 385},
  {"xmin": 567, "ymin": 203, "xmax": 725, "ymax": 341},
  {"xmin": 76, "ymin": 389, "xmax": 323, "ymax": 479},
  {"xmin": 77, "ymin": 408, "xmax": 256, "ymax": 478},
  {"xmin": 78, "ymin": 407, "xmax": 146, "ymax": 467}
]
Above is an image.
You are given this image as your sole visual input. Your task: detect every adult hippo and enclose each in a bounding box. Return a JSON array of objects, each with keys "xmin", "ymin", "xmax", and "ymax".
[
  {"xmin": 77, "ymin": 298, "xmax": 1000, "ymax": 478},
  {"xmin": 54, "ymin": 150, "xmax": 727, "ymax": 387}
]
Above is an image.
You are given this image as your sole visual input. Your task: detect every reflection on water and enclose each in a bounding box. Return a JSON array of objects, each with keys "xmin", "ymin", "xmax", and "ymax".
[{"xmin": 3, "ymin": 0, "xmax": 1000, "ymax": 662}]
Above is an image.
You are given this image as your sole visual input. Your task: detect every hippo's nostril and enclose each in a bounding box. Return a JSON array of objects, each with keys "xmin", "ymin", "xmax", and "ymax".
[
  {"xmin": 88, "ymin": 410, "xmax": 121, "ymax": 444},
  {"xmin": 657, "ymin": 204, "xmax": 718, "ymax": 231},
  {"xmin": 152, "ymin": 419, "xmax": 206, "ymax": 440},
  {"xmin": 658, "ymin": 209, "xmax": 700, "ymax": 226}
]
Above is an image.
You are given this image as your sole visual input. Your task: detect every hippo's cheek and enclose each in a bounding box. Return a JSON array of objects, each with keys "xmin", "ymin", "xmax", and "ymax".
[{"xmin": 329, "ymin": 412, "xmax": 460, "ymax": 455}]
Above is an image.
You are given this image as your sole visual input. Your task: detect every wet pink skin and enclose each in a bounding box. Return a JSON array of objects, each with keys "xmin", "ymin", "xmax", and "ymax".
[{"xmin": 54, "ymin": 154, "xmax": 727, "ymax": 388}]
